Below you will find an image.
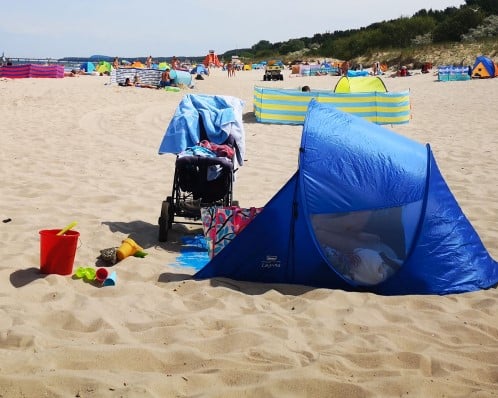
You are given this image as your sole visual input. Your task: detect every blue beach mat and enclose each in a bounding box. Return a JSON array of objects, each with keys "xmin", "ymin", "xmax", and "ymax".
[{"xmin": 170, "ymin": 235, "xmax": 210, "ymax": 271}]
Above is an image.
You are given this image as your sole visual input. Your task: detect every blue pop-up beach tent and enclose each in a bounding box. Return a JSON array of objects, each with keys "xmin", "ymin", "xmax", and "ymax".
[
  {"xmin": 80, "ymin": 62, "xmax": 95, "ymax": 73},
  {"xmin": 194, "ymin": 100, "xmax": 498, "ymax": 295},
  {"xmin": 190, "ymin": 64, "xmax": 209, "ymax": 75}
]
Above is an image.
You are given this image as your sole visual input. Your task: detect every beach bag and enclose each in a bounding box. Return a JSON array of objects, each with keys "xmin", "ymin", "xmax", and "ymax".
[{"xmin": 201, "ymin": 206, "xmax": 263, "ymax": 258}]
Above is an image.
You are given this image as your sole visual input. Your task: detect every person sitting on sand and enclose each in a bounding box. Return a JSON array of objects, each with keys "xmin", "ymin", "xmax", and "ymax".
[
  {"xmin": 119, "ymin": 76, "xmax": 156, "ymax": 89},
  {"xmin": 119, "ymin": 77, "xmax": 134, "ymax": 86},
  {"xmin": 159, "ymin": 68, "xmax": 173, "ymax": 87},
  {"xmin": 398, "ymin": 66, "xmax": 411, "ymax": 77},
  {"xmin": 64, "ymin": 69, "xmax": 86, "ymax": 77}
]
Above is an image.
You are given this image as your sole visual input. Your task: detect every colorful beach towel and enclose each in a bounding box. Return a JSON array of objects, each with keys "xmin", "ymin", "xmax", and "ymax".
[{"xmin": 201, "ymin": 206, "xmax": 263, "ymax": 258}]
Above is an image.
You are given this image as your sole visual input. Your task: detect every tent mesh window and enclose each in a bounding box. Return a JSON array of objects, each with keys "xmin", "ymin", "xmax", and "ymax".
[{"xmin": 311, "ymin": 203, "xmax": 422, "ymax": 286}]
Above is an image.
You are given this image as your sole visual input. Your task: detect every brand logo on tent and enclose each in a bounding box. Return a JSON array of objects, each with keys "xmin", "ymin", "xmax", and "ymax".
[{"xmin": 261, "ymin": 255, "xmax": 281, "ymax": 269}]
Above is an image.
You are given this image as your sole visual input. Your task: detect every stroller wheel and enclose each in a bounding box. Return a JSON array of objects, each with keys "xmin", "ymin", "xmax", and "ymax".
[
  {"xmin": 166, "ymin": 196, "xmax": 174, "ymax": 228},
  {"xmin": 158, "ymin": 200, "xmax": 170, "ymax": 242}
]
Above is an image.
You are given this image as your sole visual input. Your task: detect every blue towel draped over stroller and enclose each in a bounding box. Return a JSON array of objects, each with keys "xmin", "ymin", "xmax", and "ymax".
[{"xmin": 158, "ymin": 94, "xmax": 245, "ymax": 166}]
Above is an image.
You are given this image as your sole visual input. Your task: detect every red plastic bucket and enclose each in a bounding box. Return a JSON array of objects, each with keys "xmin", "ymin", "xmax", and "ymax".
[{"xmin": 39, "ymin": 229, "xmax": 80, "ymax": 275}]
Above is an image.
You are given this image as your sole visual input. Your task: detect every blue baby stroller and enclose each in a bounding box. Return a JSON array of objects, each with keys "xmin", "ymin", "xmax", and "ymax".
[{"xmin": 157, "ymin": 94, "xmax": 245, "ymax": 241}]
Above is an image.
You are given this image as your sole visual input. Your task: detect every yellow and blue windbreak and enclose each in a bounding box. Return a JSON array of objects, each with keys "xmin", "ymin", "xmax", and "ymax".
[{"xmin": 253, "ymin": 86, "xmax": 411, "ymax": 125}]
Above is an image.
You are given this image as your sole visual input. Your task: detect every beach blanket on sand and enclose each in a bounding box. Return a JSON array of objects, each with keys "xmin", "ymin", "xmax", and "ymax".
[{"xmin": 158, "ymin": 94, "xmax": 245, "ymax": 166}]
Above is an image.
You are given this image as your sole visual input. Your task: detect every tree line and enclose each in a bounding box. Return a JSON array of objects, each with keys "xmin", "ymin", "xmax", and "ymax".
[{"xmin": 223, "ymin": 0, "xmax": 498, "ymax": 62}]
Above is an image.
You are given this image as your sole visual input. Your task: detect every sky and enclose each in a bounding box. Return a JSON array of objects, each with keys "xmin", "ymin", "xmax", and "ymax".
[{"xmin": 1, "ymin": 0, "xmax": 466, "ymax": 59}]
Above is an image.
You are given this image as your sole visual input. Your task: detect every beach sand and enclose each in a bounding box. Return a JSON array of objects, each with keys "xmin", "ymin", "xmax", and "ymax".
[{"xmin": 1, "ymin": 68, "xmax": 497, "ymax": 397}]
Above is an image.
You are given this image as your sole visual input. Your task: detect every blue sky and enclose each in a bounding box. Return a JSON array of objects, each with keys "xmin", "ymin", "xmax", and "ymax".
[{"xmin": 1, "ymin": 0, "xmax": 465, "ymax": 59}]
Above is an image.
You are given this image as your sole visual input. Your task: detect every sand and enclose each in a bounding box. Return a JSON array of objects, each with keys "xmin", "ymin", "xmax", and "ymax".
[{"xmin": 1, "ymin": 68, "xmax": 497, "ymax": 397}]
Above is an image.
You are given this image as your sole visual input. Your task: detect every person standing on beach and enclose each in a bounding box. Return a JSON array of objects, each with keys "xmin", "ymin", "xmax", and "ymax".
[
  {"xmin": 113, "ymin": 57, "xmax": 119, "ymax": 69},
  {"xmin": 341, "ymin": 60, "xmax": 350, "ymax": 76},
  {"xmin": 171, "ymin": 56, "xmax": 180, "ymax": 70},
  {"xmin": 146, "ymin": 55, "xmax": 153, "ymax": 68},
  {"xmin": 227, "ymin": 62, "xmax": 235, "ymax": 77}
]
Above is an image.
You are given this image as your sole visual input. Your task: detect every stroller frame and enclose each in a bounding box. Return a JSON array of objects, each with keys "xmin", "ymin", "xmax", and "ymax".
[{"xmin": 158, "ymin": 153, "xmax": 236, "ymax": 242}]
